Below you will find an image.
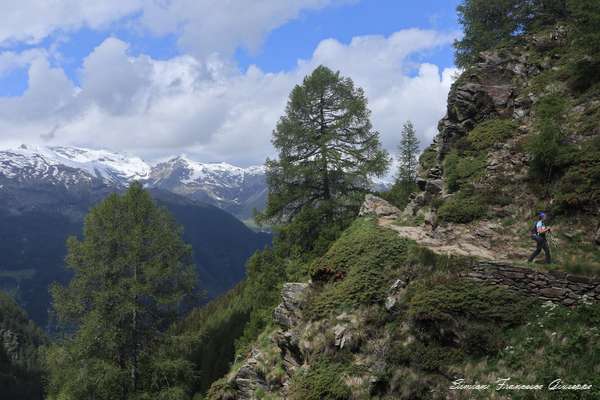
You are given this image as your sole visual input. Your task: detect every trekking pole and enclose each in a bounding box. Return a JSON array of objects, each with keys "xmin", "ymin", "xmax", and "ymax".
[{"xmin": 548, "ymin": 232, "xmax": 560, "ymax": 252}]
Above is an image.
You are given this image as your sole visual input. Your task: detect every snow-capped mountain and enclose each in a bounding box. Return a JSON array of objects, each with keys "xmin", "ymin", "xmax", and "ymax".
[
  {"xmin": 0, "ymin": 144, "xmax": 151, "ymax": 187},
  {"xmin": 0, "ymin": 145, "xmax": 267, "ymax": 219},
  {"xmin": 147, "ymin": 155, "xmax": 267, "ymax": 219}
]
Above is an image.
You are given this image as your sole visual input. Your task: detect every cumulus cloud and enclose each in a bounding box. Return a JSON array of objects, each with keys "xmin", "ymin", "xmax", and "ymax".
[{"xmin": 0, "ymin": 28, "xmax": 458, "ymax": 166}]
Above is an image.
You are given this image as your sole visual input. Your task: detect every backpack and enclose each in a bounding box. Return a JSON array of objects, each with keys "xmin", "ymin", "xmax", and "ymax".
[{"xmin": 530, "ymin": 221, "xmax": 538, "ymax": 235}]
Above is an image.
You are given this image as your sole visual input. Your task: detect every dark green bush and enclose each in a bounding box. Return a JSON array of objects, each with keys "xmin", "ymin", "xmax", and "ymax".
[
  {"xmin": 443, "ymin": 151, "xmax": 486, "ymax": 193},
  {"xmin": 418, "ymin": 144, "xmax": 438, "ymax": 172},
  {"xmin": 379, "ymin": 181, "xmax": 418, "ymax": 210},
  {"xmin": 555, "ymin": 137, "xmax": 600, "ymax": 213},
  {"xmin": 437, "ymin": 190, "xmax": 487, "ymax": 223},
  {"xmin": 467, "ymin": 118, "xmax": 517, "ymax": 150},
  {"xmin": 527, "ymin": 94, "xmax": 569, "ymax": 183},
  {"xmin": 288, "ymin": 359, "xmax": 351, "ymax": 400},
  {"xmin": 307, "ymin": 219, "xmax": 410, "ymax": 318},
  {"xmin": 407, "ymin": 279, "xmax": 531, "ymax": 327}
]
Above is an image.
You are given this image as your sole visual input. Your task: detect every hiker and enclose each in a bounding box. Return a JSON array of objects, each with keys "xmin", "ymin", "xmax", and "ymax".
[{"xmin": 528, "ymin": 212, "xmax": 552, "ymax": 264}]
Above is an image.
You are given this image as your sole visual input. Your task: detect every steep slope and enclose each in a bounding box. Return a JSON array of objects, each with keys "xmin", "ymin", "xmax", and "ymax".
[{"xmin": 206, "ymin": 209, "xmax": 600, "ymax": 400}]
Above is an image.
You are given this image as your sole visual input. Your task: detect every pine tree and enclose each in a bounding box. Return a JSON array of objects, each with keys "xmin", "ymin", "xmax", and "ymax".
[
  {"xmin": 397, "ymin": 121, "xmax": 420, "ymax": 186},
  {"xmin": 383, "ymin": 121, "xmax": 420, "ymax": 209},
  {"xmin": 45, "ymin": 183, "xmax": 196, "ymax": 400},
  {"xmin": 260, "ymin": 65, "xmax": 389, "ymax": 226}
]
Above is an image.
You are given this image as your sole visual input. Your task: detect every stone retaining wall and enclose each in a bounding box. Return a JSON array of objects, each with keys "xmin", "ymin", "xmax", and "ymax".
[{"xmin": 464, "ymin": 261, "xmax": 600, "ymax": 306}]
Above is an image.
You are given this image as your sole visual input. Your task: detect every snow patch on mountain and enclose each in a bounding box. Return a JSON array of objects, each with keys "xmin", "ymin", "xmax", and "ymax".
[{"xmin": 0, "ymin": 144, "xmax": 151, "ymax": 186}]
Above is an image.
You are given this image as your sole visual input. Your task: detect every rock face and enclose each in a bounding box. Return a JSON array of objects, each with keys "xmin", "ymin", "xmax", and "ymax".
[
  {"xmin": 408, "ymin": 44, "xmax": 547, "ymax": 222},
  {"xmin": 215, "ymin": 283, "xmax": 310, "ymax": 400},
  {"xmin": 273, "ymin": 283, "xmax": 310, "ymax": 329},
  {"xmin": 359, "ymin": 194, "xmax": 401, "ymax": 218}
]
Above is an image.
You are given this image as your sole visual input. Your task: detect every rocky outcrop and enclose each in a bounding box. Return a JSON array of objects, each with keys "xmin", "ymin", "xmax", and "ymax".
[
  {"xmin": 215, "ymin": 283, "xmax": 310, "ymax": 400},
  {"xmin": 226, "ymin": 349, "xmax": 269, "ymax": 400},
  {"xmin": 359, "ymin": 194, "xmax": 401, "ymax": 218},
  {"xmin": 385, "ymin": 279, "xmax": 408, "ymax": 311},
  {"xmin": 464, "ymin": 261, "xmax": 600, "ymax": 306},
  {"xmin": 273, "ymin": 283, "xmax": 309, "ymax": 329},
  {"xmin": 437, "ymin": 49, "xmax": 533, "ymax": 158}
]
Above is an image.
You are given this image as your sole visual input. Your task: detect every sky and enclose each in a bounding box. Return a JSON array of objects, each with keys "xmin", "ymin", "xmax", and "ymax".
[{"xmin": 0, "ymin": 0, "xmax": 462, "ymax": 166}]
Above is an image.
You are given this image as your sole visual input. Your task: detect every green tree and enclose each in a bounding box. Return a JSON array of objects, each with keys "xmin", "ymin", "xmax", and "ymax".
[
  {"xmin": 382, "ymin": 121, "xmax": 420, "ymax": 209},
  {"xmin": 45, "ymin": 183, "xmax": 197, "ymax": 400},
  {"xmin": 454, "ymin": 0, "xmax": 525, "ymax": 67},
  {"xmin": 454, "ymin": 0, "xmax": 569, "ymax": 68},
  {"xmin": 397, "ymin": 121, "xmax": 420, "ymax": 186},
  {"xmin": 260, "ymin": 65, "xmax": 389, "ymax": 227}
]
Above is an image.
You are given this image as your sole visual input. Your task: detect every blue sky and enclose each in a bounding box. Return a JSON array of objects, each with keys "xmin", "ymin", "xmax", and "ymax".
[{"xmin": 0, "ymin": 0, "xmax": 462, "ymax": 164}]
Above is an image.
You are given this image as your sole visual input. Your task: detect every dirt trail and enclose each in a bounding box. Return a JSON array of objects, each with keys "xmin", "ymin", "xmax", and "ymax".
[{"xmin": 378, "ymin": 216, "xmax": 531, "ymax": 261}]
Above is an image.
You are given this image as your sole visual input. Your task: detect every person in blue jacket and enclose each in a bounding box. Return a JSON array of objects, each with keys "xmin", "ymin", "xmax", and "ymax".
[{"xmin": 528, "ymin": 212, "xmax": 552, "ymax": 264}]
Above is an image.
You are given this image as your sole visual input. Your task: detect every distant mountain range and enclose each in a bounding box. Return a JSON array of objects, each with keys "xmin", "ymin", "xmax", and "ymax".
[
  {"xmin": 0, "ymin": 145, "xmax": 273, "ymax": 329},
  {"xmin": 0, "ymin": 144, "xmax": 268, "ymax": 220}
]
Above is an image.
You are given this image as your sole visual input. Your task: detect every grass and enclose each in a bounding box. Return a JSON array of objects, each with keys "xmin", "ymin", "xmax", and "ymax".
[{"xmin": 461, "ymin": 301, "xmax": 600, "ymax": 399}]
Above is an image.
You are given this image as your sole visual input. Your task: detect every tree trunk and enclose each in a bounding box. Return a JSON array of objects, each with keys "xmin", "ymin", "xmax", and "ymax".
[{"xmin": 319, "ymin": 94, "xmax": 331, "ymax": 201}]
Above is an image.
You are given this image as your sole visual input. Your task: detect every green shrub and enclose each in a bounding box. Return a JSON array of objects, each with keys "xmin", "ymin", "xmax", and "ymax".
[
  {"xmin": 437, "ymin": 190, "xmax": 487, "ymax": 223},
  {"xmin": 307, "ymin": 219, "xmax": 410, "ymax": 318},
  {"xmin": 288, "ymin": 359, "xmax": 351, "ymax": 400},
  {"xmin": 379, "ymin": 180, "xmax": 418, "ymax": 210},
  {"xmin": 403, "ymin": 342, "xmax": 464, "ymax": 373},
  {"xmin": 527, "ymin": 94, "xmax": 569, "ymax": 183},
  {"xmin": 407, "ymin": 279, "xmax": 532, "ymax": 327},
  {"xmin": 467, "ymin": 118, "xmax": 517, "ymax": 150},
  {"xmin": 419, "ymin": 144, "xmax": 438, "ymax": 172},
  {"xmin": 406, "ymin": 279, "xmax": 533, "ymax": 359},
  {"xmin": 555, "ymin": 137, "xmax": 600, "ymax": 213},
  {"xmin": 443, "ymin": 151, "xmax": 486, "ymax": 193}
]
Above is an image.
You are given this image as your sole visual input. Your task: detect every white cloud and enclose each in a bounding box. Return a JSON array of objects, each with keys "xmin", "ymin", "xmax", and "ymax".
[
  {"xmin": 0, "ymin": 29, "xmax": 458, "ymax": 166},
  {"xmin": 0, "ymin": 0, "xmax": 142, "ymax": 45},
  {"xmin": 138, "ymin": 0, "xmax": 355, "ymax": 58},
  {"xmin": 0, "ymin": 48, "xmax": 47, "ymax": 76},
  {"xmin": 0, "ymin": 0, "xmax": 352, "ymax": 58}
]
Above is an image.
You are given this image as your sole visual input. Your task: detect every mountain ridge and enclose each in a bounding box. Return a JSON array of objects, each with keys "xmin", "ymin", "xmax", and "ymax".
[{"xmin": 0, "ymin": 144, "xmax": 268, "ymax": 219}]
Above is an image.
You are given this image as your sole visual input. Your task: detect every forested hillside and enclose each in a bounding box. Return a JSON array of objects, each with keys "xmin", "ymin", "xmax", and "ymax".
[{"xmin": 0, "ymin": 291, "xmax": 46, "ymax": 400}]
